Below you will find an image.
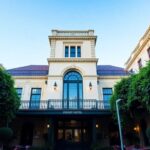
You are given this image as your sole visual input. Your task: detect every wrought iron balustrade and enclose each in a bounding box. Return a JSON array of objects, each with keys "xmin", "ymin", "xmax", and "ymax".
[{"xmin": 19, "ymin": 99, "xmax": 110, "ymax": 110}]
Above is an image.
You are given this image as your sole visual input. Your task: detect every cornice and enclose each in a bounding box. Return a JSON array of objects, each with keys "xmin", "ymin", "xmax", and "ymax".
[
  {"xmin": 13, "ymin": 76, "xmax": 48, "ymax": 79},
  {"xmin": 47, "ymin": 58, "xmax": 98, "ymax": 63},
  {"xmin": 83, "ymin": 75, "xmax": 98, "ymax": 78},
  {"xmin": 49, "ymin": 36, "xmax": 97, "ymax": 39},
  {"xmin": 48, "ymin": 36, "xmax": 97, "ymax": 45},
  {"xmin": 98, "ymin": 75, "xmax": 128, "ymax": 79},
  {"xmin": 125, "ymin": 37, "xmax": 150, "ymax": 70},
  {"xmin": 48, "ymin": 75, "xmax": 98, "ymax": 78},
  {"xmin": 125, "ymin": 26, "xmax": 150, "ymax": 69}
]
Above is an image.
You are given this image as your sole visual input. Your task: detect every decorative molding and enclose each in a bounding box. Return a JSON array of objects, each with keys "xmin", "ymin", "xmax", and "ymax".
[
  {"xmin": 125, "ymin": 26, "xmax": 150, "ymax": 69},
  {"xmin": 49, "ymin": 36, "xmax": 97, "ymax": 45},
  {"xmin": 47, "ymin": 58, "xmax": 98, "ymax": 63},
  {"xmin": 48, "ymin": 75, "xmax": 62, "ymax": 78},
  {"xmin": 13, "ymin": 76, "xmax": 48, "ymax": 79},
  {"xmin": 98, "ymin": 75, "xmax": 128, "ymax": 79},
  {"xmin": 60, "ymin": 65, "xmax": 85, "ymax": 76},
  {"xmin": 83, "ymin": 75, "xmax": 98, "ymax": 78},
  {"xmin": 125, "ymin": 38, "xmax": 150, "ymax": 69},
  {"xmin": 51, "ymin": 30, "xmax": 95, "ymax": 36},
  {"xmin": 48, "ymin": 75, "xmax": 98, "ymax": 78}
]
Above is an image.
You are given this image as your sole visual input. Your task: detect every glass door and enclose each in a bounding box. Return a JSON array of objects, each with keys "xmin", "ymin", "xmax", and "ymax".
[
  {"xmin": 63, "ymin": 71, "xmax": 83, "ymax": 109},
  {"xmin": 69, "ymin": 83, "xmax": 78, "ymax": 109}
]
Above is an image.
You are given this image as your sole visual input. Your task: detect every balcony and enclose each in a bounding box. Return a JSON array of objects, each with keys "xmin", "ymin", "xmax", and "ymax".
[{"xmin": 18, "ymin": 99, "xmax": 111, "ymax": 115}]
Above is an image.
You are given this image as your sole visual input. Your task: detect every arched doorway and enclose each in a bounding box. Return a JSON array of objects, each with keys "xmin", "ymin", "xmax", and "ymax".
[{"xmin": 63, "ymin": 71, "xmax": 83, "ymax": 109}]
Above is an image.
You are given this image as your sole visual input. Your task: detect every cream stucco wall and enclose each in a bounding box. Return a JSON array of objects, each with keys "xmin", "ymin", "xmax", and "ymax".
[
  {"xmin": 14, "ymin": 77, "xmax": 48, "ymax": 100},
  {"xmin": 125, "ymin": 26, "xmax": 150, "ymax": 72},
  {"xmin": 52, "ymin": 40, "xmax": 94, "ymax": 58},
  {"xmin": 127, "ymin": 40, "xmax": 150, "ymax": 72},
  {"xmin": 98, "ymin": 76, "xmax": 124, "ymax": 100},
  {"xmin": 46, "ymin": 61, "xmax": 99, "ymax": 100},
  {"xmin": 13, "ymin": 75, "xmax": 123, "ymax": 101}
]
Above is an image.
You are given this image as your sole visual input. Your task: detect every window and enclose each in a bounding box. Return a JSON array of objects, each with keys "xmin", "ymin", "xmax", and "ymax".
[
  {"xmin": 30, "ymin": 88, "xmax": 41, "ymax": 109},
  {"xmin": 70, "ymin": 46, "xmax": 76, "ymax": 57},
  {"xmin": 63, "ymin": 71, "xmax": 83, "ymax": 109},
  {"xmin": 147, "ymin": 47, "xmax": 150, "ymax": 59},
  {"xmin": 30, "ymin": 88, "xmax": 41, "ymax": 101},
  {"xmin": 77, "ymin": 46, "xmax": 81, "ymax": 57},
  {"xmin": 65, "ymin": 46, "xmax": 69, "ymax": 57},
  {"xmin": 103, "ymin": 88, "xmax": 112, "ymax": 109},
  {"xmin": 137, "ymin": 58, "xmax": 142, "ymax": 69},
  {"xmin": 129, "ymin": 69, "xmax": 134, "ymax": 74},
  {"xmin": 16, "ymin": 88, "xmax": 22, "ymax": 99},
  {"xmin": 103, "ymin": 88, "xmax": 112, "ymax": 101},
  {"xmin": 64, "ymin": 46, "xmax": 81, "ymax": 58}
]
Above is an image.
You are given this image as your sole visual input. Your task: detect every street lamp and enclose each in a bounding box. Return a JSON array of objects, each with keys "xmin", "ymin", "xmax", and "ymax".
[{"xmin": 116, "ymin": 99, "xmax": 124, "ymax": 150}]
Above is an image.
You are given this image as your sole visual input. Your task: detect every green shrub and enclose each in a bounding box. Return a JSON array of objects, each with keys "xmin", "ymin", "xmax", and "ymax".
[{"xmin": 0, "ymin": 127, "xmax": 13, "ymax": 143}]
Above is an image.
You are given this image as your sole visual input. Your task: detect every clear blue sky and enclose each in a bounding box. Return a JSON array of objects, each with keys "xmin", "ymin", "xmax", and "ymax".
[{"xmin": 0, "ymin": 0, "xmax": 150, "ymax": 69}]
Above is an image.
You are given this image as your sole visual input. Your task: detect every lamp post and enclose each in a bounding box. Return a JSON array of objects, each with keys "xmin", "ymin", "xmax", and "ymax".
[{"xmin": 116, "ymin": 99, "xmax": 124, "ymax": 150}]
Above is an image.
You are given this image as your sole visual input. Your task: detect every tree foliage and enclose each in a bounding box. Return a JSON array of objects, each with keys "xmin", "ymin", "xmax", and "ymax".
[
  {"xmin": 110, "ymin": 77, "xmax": 132, "ymax": 111},
  {"xmin": 128, "ymin": 62, "xmax": 150, "ymax": 111},
  {"xmin": 110, "ymin": 61, "xmax": 150, "ymax": 114},
  {"xmin": 0, "ymin": 68, "xmax": 20, "ymax": 126}
]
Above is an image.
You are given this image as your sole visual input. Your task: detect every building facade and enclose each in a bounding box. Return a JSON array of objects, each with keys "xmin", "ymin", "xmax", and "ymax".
[
  {"xmin": 8, "ymin": 30, "xmax": 128, "ymax": 149},
  {"xmin": 125, "ymin": 26, "xmax": 150, "ymax": 146},
  {"xmin": 125, "ymin": 26, "xmax": 150, "ymax": 72}
]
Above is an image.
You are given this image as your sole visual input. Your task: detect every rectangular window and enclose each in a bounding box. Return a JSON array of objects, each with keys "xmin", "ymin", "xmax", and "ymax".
[
  {"xmin": 65, "ymin": 46, "xmax": 69, "ymax": 57},
  {"xmin": 77, "ymin": 46, "xmax": 81, "ymax": 57},
  {"xmin": 103, "ymin": 88, "xmax": 112, "ymax": 109},
  {"xmin": 70, "ymin": 46, "xmax": 76, "ymax": 57},
  {"xmin": 30, "ymin": 88, "xmax": 41, "ymax": 109},
  {"xmin": 16, "ymin": 88, "xmax": 22, "ymax": 99},
  {"xmin": 147, "ymin": 47, "xmax": 150, "ymax": 59},
  {"xmin": 137, "ymin": 58, "xmax": 142, "ymax": 69},
  {"xmin": 64, "ymin": 45, "xmax": 81, "ymax": 58}
]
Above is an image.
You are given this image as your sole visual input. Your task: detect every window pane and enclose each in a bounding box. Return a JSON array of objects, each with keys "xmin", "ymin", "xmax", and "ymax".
[
  {"xmin": 70, "ymin": 46, "xmax": 76, "ymax": 57},
  {"xmin": 77, "ymin": 46, "xmax": 81, "ymax": 57},
  {"xmin": 79, "ymin": 83, "xmax": 83, "ymax": 99},
  {"xmin": 30, "ymin": 88, "xmax": 41, "ymax": 109},
  {"xmin": 103, "ymin": 88, "xmax": 112, "ymax": 94},
  {"xmin": 30, "ymin": 88, "xmax": 41, "ymax": 101},
  {"xmin": 147, "ymin": 47, "xmax": 150, "ymax": 59},
  {"xmin": 138, "ymin": 59, "xmax": 142, "ymax": 69},
  {"xmin": 64, "ymin": 83, "xmax": 67, "ymax": 100},
  {"xmin": 65, "ymin": 46, "xmax": 69, "ymax": 57},
  {"xmin": 103, "ymin": 88, "xmax": 112, "ymax": 109},
  {"xmin": 16, "ymin": 88, "xmax": 22, "ymax": 98},
  {"xmin": 32, "ymin": 88, "xmax": 41, "ymax": 94},
  {"xmin": 64, "ymin": 72, "xmax": 82, "ymax": 81}
]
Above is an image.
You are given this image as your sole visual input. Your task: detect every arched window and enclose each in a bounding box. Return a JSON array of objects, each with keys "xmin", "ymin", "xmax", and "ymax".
[{"xmin": 63, "ymin": 71, "xmax": 83, "ymax": 109}]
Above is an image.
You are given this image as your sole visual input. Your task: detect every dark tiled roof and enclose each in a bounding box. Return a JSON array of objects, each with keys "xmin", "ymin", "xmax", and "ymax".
[
  {"xmin": 7, "ymin": 65, "xmax": 49, "ymax": 76},
  {"xmin": 97, "ymin": 65, "xmax": 128, "ymax": 76},
  {"xmin": 7, "ymin": 65, "xmax": 128, "ymax": 76}
]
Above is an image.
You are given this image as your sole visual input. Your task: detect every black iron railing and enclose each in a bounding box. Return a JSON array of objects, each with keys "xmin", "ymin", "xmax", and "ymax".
[{"xmin": 19, "ymin": 99, "xmax": 110, "ymax": 110}]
